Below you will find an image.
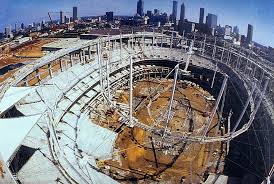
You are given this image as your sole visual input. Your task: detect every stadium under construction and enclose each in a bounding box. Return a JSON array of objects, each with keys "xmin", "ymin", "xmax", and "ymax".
[{"xmin": 0, "ymin": 31, "xmax": 273, "ymax": 184}]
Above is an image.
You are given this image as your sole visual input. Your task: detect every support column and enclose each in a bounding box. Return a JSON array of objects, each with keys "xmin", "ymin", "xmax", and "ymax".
[
  {"xmin": 60, "ymin": 59, "xmax": 63, "ymax": 72},
  {"xmin": 120, "ymin": 32, "xmax": 122, "ymax": 63},
  {"xmin": 203, "ymin": 75, "xmax": 228, "ymax": 138},
  {"xmin": 97, "ymin": 41, "xmax": 103, "ymax": 92},
  {"xmin": 163, "ymin": 64, "xmax": 179, "ymax": 137},
  {"xmin": 88, "ymin": 46, "xmax": 91, "ymax": 60},
  {"xmin": 142, "ymin": 31, "xmax": 145, "ymax": 58},
  {"xmin": 70, "ymin": 53, "xmax": 73, "ymax": 67},
  {"xmin": 202, "ymin": 34, "xmax": 206, "ymax": 56},
  {"xmin": 212, "ymin": 48, "xmax": 224, "ymax": 88},
  {"xmin": 220, "ymin": 48, "xmax": 224, "ymax": 62},
  {"xmin": 161, "ymin": 29, "xmax": 163, "ymax": 48},
  {"xmin": 48, "ymin": 63, "xmax": 53, "ymax": 78},
  {"xmin": 65, "ymin": 59, "xmax": 68, "ymax": 70},
  {"xmin": 170, "ymin": 33, "xmax": 173, "ymax": 50},
  {"xmin": 169, "ymin": 33, "xmax": 173, "ymax": 58},
  {"xmin": 184, "ymin": 41, "xmax": 194, "ymax": 72},
  {"xmin": 36, "ymin": 69, "xmax": 41, "ymax": 84},
  {"xmin": 152, "ymin": 28, "xmax": 155, "ymax": 46},
  {"xmin": 107, "ymin": 35, "xmax": 111, "ymax": 100},
  {"xmin": 79, "ymin": 50, "xmax": 82, "ymax": 63},
  {"xmin": 82, "ymin": 50, "xmax": 86, "ymax": 64},
  {"xmin": 212, "ymin": 37, "xmax": 217, "ymax": 59},
  {"xmin": 129, "ymin": 55, "xmax": 133, "ymax": 124},
  {"xmin": 232, "ymin": 84, "xmax": 256, "ymax": 133}
]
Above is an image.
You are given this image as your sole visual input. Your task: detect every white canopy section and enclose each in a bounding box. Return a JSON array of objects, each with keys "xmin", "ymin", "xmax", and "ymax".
[
  {"xmin": 0, "ymin": 153, "xmax": 17, "ymax": 184},
  {"xmin": 0, "ymin": 114, "xmax": 41, "ymax": 164},
  {"xmin": 0, "ymin": 87, "xmax": 36, "ymax": 115},
  {"xmin": 76, "ymin": 114, "xmax": 117, "ymax": 159}
]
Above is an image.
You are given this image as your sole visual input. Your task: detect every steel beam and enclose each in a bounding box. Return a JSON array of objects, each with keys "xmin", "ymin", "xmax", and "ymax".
[
  {"xmin": 129, "ymin": 55, "xmax": 133, "ymax": 124},
  {"xmin": 232, "ymin": 83, "xmax": 256, "ymax": 133},
  {"xmin": 163, "ymin": 64, "xmax": 179, "ymax": 137},
  {"xmin": 202, "ymin": 75, "xmax": 228, "ymax": 138},
  {"xmin": 97, "ymin": 41, "xmax": 103, "ymax": 92}
]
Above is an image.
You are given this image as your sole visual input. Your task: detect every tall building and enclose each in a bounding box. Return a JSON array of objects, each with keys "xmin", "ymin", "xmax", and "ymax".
[
  {"xmin": 206, "ymin": 13, "xmax": 217, "ymax": 28},
  {"xmin": 60, "ymin": 11, "xmax": 65, "ymax": 24},
  {"xmin": 15, "ymin": 23, "xmax": 19, "ymax": 32},
  {"xmin": 178, "ymin": 3, "xmax": 185, "ymax": 35},
  {"xmin": 154, "ymin": 9, "xmax": 160, "ymax": 15},
  {"xmin": 224, "ymin": 25, "xmax": 232, "ymax": 40},
  {"xmin": 106, "ymin": 12, "xmax": 114, "ymax": 22},
  {"xmin": 180, "ymin": 3, "xmax": 185, "ymax": 22},
  {"xmin": 147, "ymin": 10, "xmax": 152, "ymax": 18},
  {"xmin": 21, "ymin": 23, "xmax": 24, "ymax": 30},
  {"xmin": 199, "ymin": 8, "xmax": 204, "ymax": 24},
  {"xmin": 137, "ymin": 0, "xmax": 144, "ymax": 16},
  {"xmin": 246, "ymin": 24, "xmax": 253, "ymax": 44},
  {"xmin": 4, "ymin": 26, "xmax": 12, "ymax": 38},
  {"xmin": 233, "ymin": 26, "xmax": 239, "ymax": 34},
  {"xmin": 73, "ymin": 7, "xmax": 78, "ymax": 21},
  {"xmin": 171, "ymin": 0, "xmax": 178, "ymax": 25}
]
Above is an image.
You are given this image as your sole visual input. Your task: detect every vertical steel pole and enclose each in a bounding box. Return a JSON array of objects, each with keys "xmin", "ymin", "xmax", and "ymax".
[
  {"xmin": 97, "ymin": 40, "xmax": 103, "ymax": 92},
  {"xmin": 129, "ymin": 55, "xmax": 133, "ymax": 124},
  {"xmin": 232, "ymin": 84, "xmax": 256, "ymax": 133},
  {"xmin": 120, "ymin": 32, "xmax": 122, "ymax": 64},
  {"xmin": 163, "ymin": 64, "xmax": 179, "ymax": 137},
  {"xmin": 202, "ymin": 34, "xmax": 206, "ymax": 56},
  {"xmin": 161, "ymin": 29, "xmax": 164, "ymax": 48},
  {"xmin": 203, "ymin": 75, "xmax": 228, "ymax": 138},
  {"xmin": 107, "ymin": 35, "xmax": 111, "ymax": 100}
]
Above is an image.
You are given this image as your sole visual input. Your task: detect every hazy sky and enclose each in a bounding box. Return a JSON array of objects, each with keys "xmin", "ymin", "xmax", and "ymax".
[{"xmin": 1, "ymin": 0, "xmax": 273, "ymax": 47}]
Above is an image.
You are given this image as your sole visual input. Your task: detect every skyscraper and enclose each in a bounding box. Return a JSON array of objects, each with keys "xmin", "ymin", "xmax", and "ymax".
[
  {"xmin": 246, "ymin": 24, "xmax": 253, "ymax": 44},
  {"xmin": 180, "ymin": 3, "xmax": 185, "ymax": 22},
  {"xmin": 137, "ymin": 0, "xmax": 144, "ymax": 16},
  {"xmin": 154, "ymin": 9, "xmax": 160, "ymax": 15},
  {"xmin": 233, "ymin": 26, "xmax": 239, "ymax": 34},
  {"xmin": 15, "ymin": 23, "xmax": 19, "ymax": 32},
  {"xmin": 21, "ymin": 23, "xmax": 24, "ymax": 30},
  {"xmin": 5, "ymin": 26, "xmax": 12, "ymax": 38},
  {"xmin": 147, "ymin": 10, "xmax": 152, "ymax": 18},
  {"xmin": 224, "ymin": 25, "xmax": 232, "ymax": 40},
  {"xmin": 199, "ymin": 8, "xmax": 204, "ymax": 24},
  {"xmin": 73, "ymin": 7, "xmax": 78, "ymax": 21},
  {"xmin": 171, "ymin": 0, "xmax": 178, "ymax": 25},
  {"xmin": 60, "ymin": 11, "xmax": 64, "ymax": 24},
  {"xmin": 106, "ymin": 12, "xmax": 114, "ymax": 22},
  {"xmin": 178, "ymin": 3, "xmax": 185, "ymax": 35},
  {"xmin": 206, "ymin": 13, "xmax": 217, "ymax": 28}
]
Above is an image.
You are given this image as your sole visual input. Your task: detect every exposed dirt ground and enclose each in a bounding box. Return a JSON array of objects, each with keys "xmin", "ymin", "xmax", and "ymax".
[
  {"xmin": 0, "ymin": 38, "xmax": 56, "ymax": 83},
  {"xmin": 0, "ymin": 38, "xmax": 54, "ymax": 67},
  {"xmin": 91, "ymin": 79, "xmax": 226, "ymax": 183}
]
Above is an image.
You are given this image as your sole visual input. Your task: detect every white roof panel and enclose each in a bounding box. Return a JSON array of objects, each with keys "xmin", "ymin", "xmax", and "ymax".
[
  {"xmin": 0, "ymin": 114, "xmax": 41, "ymax": 164},
  {"xmin": 76, "ymin": 114, "xmax": 117, "ymax": 159},
  {"xmin": 0, "ymin": 87, "xmax": 36, "ymax": 115}
]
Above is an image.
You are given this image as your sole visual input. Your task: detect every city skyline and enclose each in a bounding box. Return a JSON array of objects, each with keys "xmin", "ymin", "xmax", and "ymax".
[{"xmin": 0, "ymin": 0, "xmax": 273, "ymax": 47}]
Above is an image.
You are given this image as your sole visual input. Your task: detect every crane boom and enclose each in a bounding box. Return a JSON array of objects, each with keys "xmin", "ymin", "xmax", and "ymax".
[{"xmin": 48, "ymin": 12, "xmax": 53, "ymax": 23}]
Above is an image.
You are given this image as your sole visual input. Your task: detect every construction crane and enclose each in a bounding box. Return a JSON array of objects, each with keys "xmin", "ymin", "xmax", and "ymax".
[
  {"xmin": 47, "ymin": 11, "xmax": 71, "ymax": 31},
  {"xmin": 47, "ymin": 11, "xmax": 71, "ymax": 23},
  {"xmin": 48, "ymin": 12, "xmax": 53, "ymax": 24}
]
